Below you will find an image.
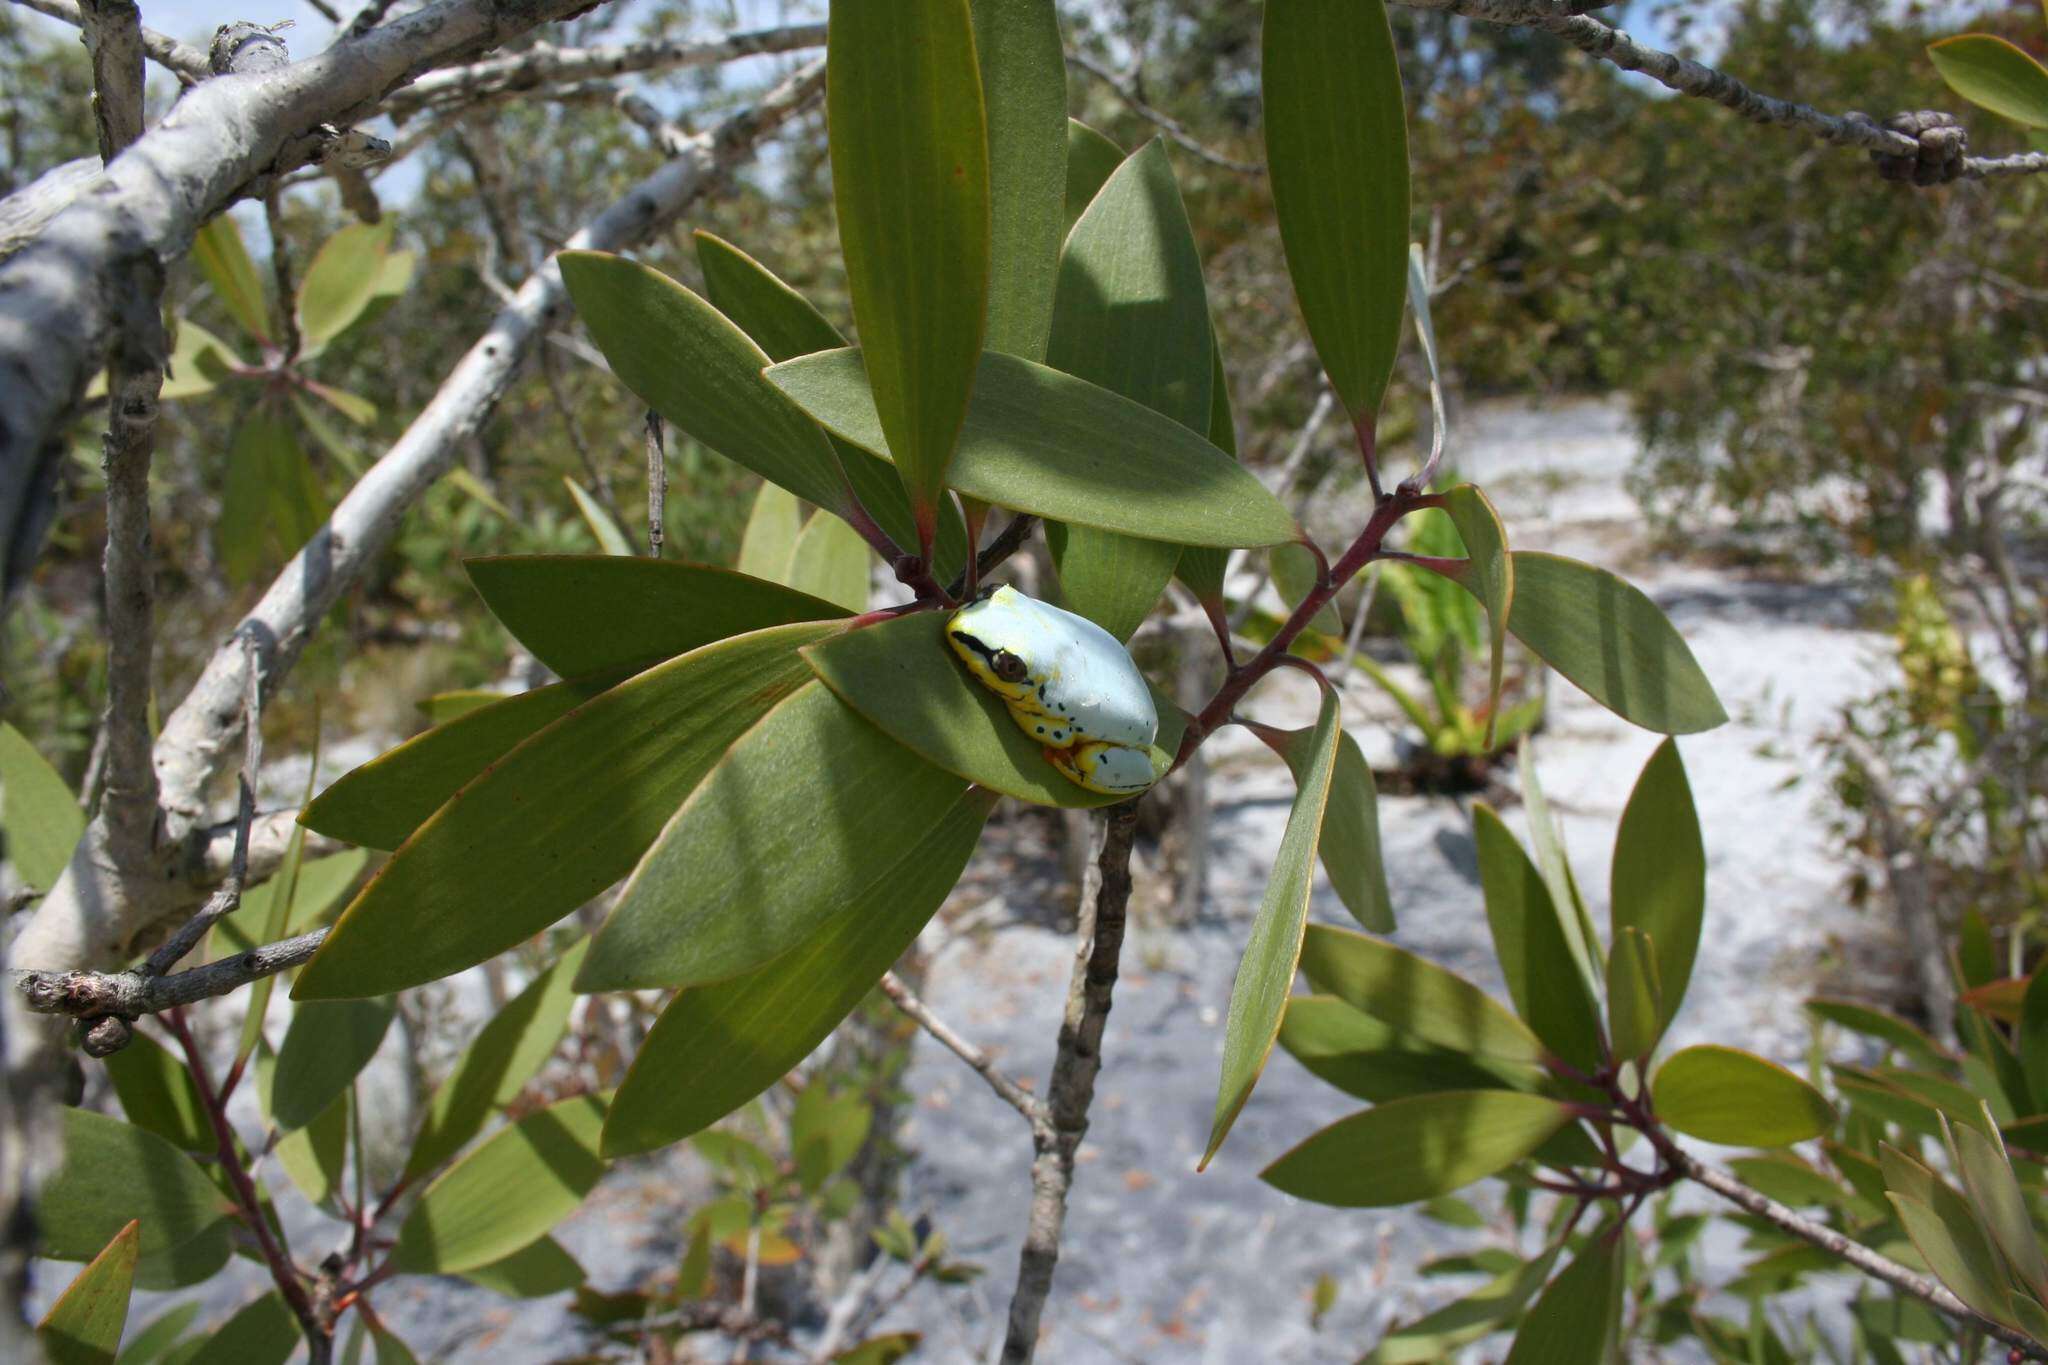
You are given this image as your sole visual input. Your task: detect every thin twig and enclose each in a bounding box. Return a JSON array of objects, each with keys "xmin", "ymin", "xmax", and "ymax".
[
  {"xmin": 16, "ymin": 927, "xmax": 328, "ymax": 1018},
  {"xmin": 1065, "ymin": 50, "xmax": 1262, "ymax": 175},
  {"xmin": 644, "ymin": 409, "xmax": 666, "ymax": 558},
  {"xmin": 879, "ymin": 971, "xmax": 1044, "ymax": 1123},
  {"xmin": 264, "ymin": 189, "xmax": 303, "ymax": 363},
  {"xmin": 1000, "ymin": 800, "xmax": 1139, "ymax": 1365},
  {"xmin": 945, "ymin": 513, "xmax": 1038, "ymax": 599},
  {"xmin": 11, "ymin": 0, "xmax": 210, "ymax": 81}
]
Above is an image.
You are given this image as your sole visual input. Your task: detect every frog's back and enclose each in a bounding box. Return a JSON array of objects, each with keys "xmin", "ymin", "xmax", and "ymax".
[{"xmin": 1027, "ymin": 598, "xmax": 1157, "ymax": 749}]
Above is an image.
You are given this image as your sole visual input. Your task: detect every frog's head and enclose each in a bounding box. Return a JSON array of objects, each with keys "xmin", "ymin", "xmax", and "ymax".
[{"xmin": 946, "ymin": 584, "xmax": 1042, "ymax": 705}]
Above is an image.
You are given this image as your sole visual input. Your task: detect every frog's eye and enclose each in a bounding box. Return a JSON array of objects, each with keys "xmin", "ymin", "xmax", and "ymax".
[{"xmin": 992, "ymin": 650, "xmax": 1029, "ymax": 684}]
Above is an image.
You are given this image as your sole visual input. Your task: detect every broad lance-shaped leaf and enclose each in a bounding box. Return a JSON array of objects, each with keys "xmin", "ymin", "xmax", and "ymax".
[
  {"xmin": 1651, "ymin": 1045, "xmax": 1833, "ymax": 1147},
  {"xmin": 273, "ymin": 1086, "xmax": 350, "ymax": 1210},
  {"xmin": 2021, "ymin": 968, "xmax": 2048, "ymax": 1105},
  {"xmin": 191, "ymin": 215, "xmax": 270, "ymax": 344},
  {"xmin": 1063, "ymin": 119, "xmax": 1123, "ymax": 235},
  {"xmin": 735, "ymin": 480, "xmax": 803, "ymax": 581},
  {"xmin": 604, "ymin": 789, "xmax": 996, "ymax": 1156},
  {"xmin": 802, "ymin": 610, "xmax": 1184, "ymax": 810},
  {"xmin": 1436, "ymin": 485, "xmax": 1511, "ymax": 736},
  {"xmin": 556, "ymin": 252, "xmax": 854, "ymax": 517},
  {"xmin": 1262, "ymin": 0, "xmax": 1409, "ymax": 419},
  {"xmin": 1299, "ymin": 922, "xmax": 1547, "ymax": 1066},
  {"xmin": 1271, "ymin": 543, "xmax": 1342, "ymax": 637},
  {"xmin": 1929, "ymin": 34, "xmax": 2048, "ymax": 129},
  {"xmin": 767, "ymin": 347, "xmax": 1296, "ymax": 549},
  {"xmin": 1950, "ymin": 1115, "xmax": 2048, "ymax": 1300},
  {"xmin": 459, "ymin": 1234, "xmax": 586, "ymax": 1299},
  {"xmin": 1365, "ymin": 1242, "xmax": 1563, "ymax": 1364},
  {"xmin": 691, "ymin": 231, "xmax": 970, "ymax": 576},
  {"xmin": 220, "ymin": 847, "xmax": 367, "ymax": 948},
  {"xmin": 1280, "ymin": 995, "xmax": 1550, "ymax": 1103},
  {"xmin": 272, "ymin": 996, "xmax": 394, "ymax": 1131},
  {"xmin": 828, "ymin": 0, "xmax": 991, "ymax": 534},
  {"xmin": 295, "ymin": 622, "xmax": 841, "ymax": 999},
  {"xmin": 39, "ymin": 1109, "xmax": 233, "ymax": 1270},
  {"xmin": 391, "ymin": 1094, "xmax": 606, "ymax": 1274},
  {"xmin": 104, "ymin": 1031, "xmax": 210, "ymax": 1153},
  {"xmin": 1473, "ymin": 804, "xmax": 1603, "ymax": 1072},
  {"xmin": 1204, "ymin": 685, "xmax": 1342, "ymax": 1167},
  {"xmin": 581, "ymin": 683, "xmax": 967, "ymax": 990},
  {"xmin": 0, "ymin": 719, "xmax": 84, "ymax": 890},
  {"xmin": 1261, "ymin": 1090, "xmax": 1572, "ymax": 1207},
  {"xmin": 972, "ymin": 0, "xmax": 1066, "ymax": 362},
  {"xmin": 1266, "ymin": 724, "xmax": 1393, "ymax": 932},
  {"xmin": 1044, "ymin": 139, "xmax": 1211, "ymax": 641},
  {"xmin": 1502, "ymin": 1230, "xmax": 1624, "ymax": 1365},
  {"xmin": 562, "ymin": 477, "xmax": 631, "ymax": 556},
  {"xmin": 297, "ymin": 219, "xmax": 396, "ymax": 349},
  {"xmin": 405, "ymin": 938, "xmax": 589, "ymax": 1180},
  {"xmin": 1606, "ymin": 927, "xmax": 1662, "ymax": 1063},
  {"xmin": 1175, "ymin": 331, "xmax": 1238, "ymax": 604},
  {"xmin": 786, "ymin": 512, "xmax": 872, "ymax": 613},
  {"xmin": 197, "ymin": 1293, "xmax": 297, "ymax": 1365},
  {"xmin": 37, "ymin": 1220, "xmax": 138, "ymax": 1365},
  {"xmin": 1516, "ymin": 742, "xmax": 1602, "ymax": 995},
  {"xmin": 302, "ymin": 677, "xmax": 624, "ymax": 851},
  {"xmin": 1611, "ymin": 738, "xmax": 1704, "ymax": 1040}
]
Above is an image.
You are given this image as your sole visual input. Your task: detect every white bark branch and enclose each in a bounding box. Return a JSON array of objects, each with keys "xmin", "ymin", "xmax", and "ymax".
[{"xmin": 10, "ymin": 0, "xmax": 212, "ymax": 80}]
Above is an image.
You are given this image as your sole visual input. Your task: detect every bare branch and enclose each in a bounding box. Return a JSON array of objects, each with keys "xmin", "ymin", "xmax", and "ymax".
[
  {"xmin": 78, "ymin": 0, "xmax": 146, "ymax": 160},
  {"xmin": 382, "ymin": 23, "xmax": 825, "ymax": 119},
  {"xmin": 1066, "ymin": 50, "xmax": 1262, "ymax": 175},
  {"xmin": 644, "ymin": 410, "xmax": 666, "ymax": 558},
  {"xmin": 10, "ymin": 0, "xmax": 211, "ymax": 81},
  {"xmin": 879, "ymin": 970, "xmax": 1044, "ymax": 1123},
  {"xmin": 16, "ymin": 928, "xmax": 328, "ymax": 1019},
  {"xmin": 1001, "ymin": 800, "xmax": 1139, "ymax": 1365},
  {"xmin": 1669, "ymin": 1145, "xmax": 2048, "ymax": 1361}
]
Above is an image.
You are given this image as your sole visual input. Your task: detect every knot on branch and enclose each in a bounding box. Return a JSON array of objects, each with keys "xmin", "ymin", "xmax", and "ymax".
[
  {"xmin": 1870, "ymin": 110, "xmax": 1968, "ymax": 186},
  {"xmin": 210, "ymin": 20, "xmax": 291, "ymax": 77},
  {"xmin": 80, "ymin": 1015, "xmax": 135, "ymax": 1057},
  {"xmin": 19, "ymin": 969, "xmax": 118, "ymax": 1015}
]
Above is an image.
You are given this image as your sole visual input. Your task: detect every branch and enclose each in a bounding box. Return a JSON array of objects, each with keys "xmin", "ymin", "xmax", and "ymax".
[
  {"xmin": 381, "ymin": 23, "xmax": 825, "ymax": 119},
  {"xmin": 77, "ymin": 0, "xmax": 146, "ymax": 159},
  {"xmin": 0, "ymin": 0, "xmax": 616, "ymax": 602},
  {"xmin": 16, "ymin": 928, "xmax": 328, "ymax": 1020},
  {"xmin": 879, "ymin": 970, "xmax": 1043, "ymax": 1123},
  {"xmin": 1401, "ymin": 0, "xmax": 2048, "ymax": 181},
  {"xmin": 1669, "ymin": 1145, "xmax": 2048, "ymax": 1361},
  {"xmin": 10, "ymin": 0, "xmax": 212, "ymax": 81},
  {"xmin": 4, "ymin": 59, "xmax": 828, "ymax": 1006},
  {"xmin": 1066, "ymin": 50, "xmax": 1263, "ymax": 175},
  {"xmin": 1000, "ymin": 800, "xmax": 1139, "ymax": 1365}
]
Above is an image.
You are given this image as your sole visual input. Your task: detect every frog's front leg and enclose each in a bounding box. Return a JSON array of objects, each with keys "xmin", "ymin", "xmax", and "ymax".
[
  {"xmin": 1047, "ymin": 740, "xmax": 1159, "ymax": 796},
  {"xmin": 1005, "ymin": 701, "xmax": 1074, "ymax": 748}
]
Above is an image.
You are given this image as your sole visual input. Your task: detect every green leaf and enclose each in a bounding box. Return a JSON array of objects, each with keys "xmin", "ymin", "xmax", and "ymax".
[
  {"xmin": 736, "ymin": 480, "xmax": 804, "ymax": 582},
  {"xmin": 1951, "ymin": 1115, "xmax": 2048, "ymax": 1299},
  {"xmin": 1261, "ymin": 1090, "xmax": 1572, "ymax": 1207},
  {"xmin": 1806, "ymin": 997, "xmax": 1947, "ymax": 1065},
  {"xmin": 1473, "ymin": 804, "xmax": 1605, "ymax": 1071},
  {"xmin": 160, "ymin": 318, "xmax": 243, "ymax": 400},
  {"xmin": 0, "ymin": 720, "xmax": 83, "ymax": 890},
  {"xmin": 972, "ymin": 0, "xmax": 1067, "ymax": 362},
  {"xmin": 458, "ymin": 1234, "xmax": 586, "ymax": 1299},
  {"xmin": 1062, "ymin": 119, "xmax": 1124, "ymax": 236},
  {"xmin": 103, "ymin": 1031, "xmax": 210, "ymax": 1152},
  {"xmin": 303, "ymin": 675, "xmax": 623, "ymax": 851},
  {"xmin": 191, "ymin": 216, "xmax": 270, "ymax": 344},
  {"xmin": 1437, "ymin": 485, "xmax": 1511, "ymax": 735},
  {"xmin": 827, "ymin": 0, "xmax": 991, "ymax": 529},
  {"xmin": 40, "ymin": 1109, "xmax": 232, "ymax": 1269},
  {"xmin": 1279, "ymin": 994, "xmax": 1549, "ymax": 1103},
  {"xmin": 1651, "ymin": 1045, "xmax": 1834, "ymax": 1146},
  {"xmin": 197, "ymin": 1293, "xmax": 296, "ymax": 1365},
  {"xmin": 274, "ymin": 1087, "xmax": 351, "ymax": 1209},
  {"xmin": 415, "ymin": 690, "xmax": 500, "ymax": 726},
  {"xmin": 1889, "ymin": 1190, "xmax": 2016, "ymax": 1326},
  {"xmin": 2020, "ymin": 967, "xmax": 2048, "ymax": 1107},
  {"xmin": 580, "ymin": 683, "xmax": 967, "ymax": 990},
  {"xmin": 786, "ymin": 511, "xmax": 872, "ymax": 613},
  {"xmin": 691, "ymin": 231, "xmax": 969, "ymax": 572},
  {"xmin": 1506, "ymin": 552, "xmax": 1726, "ymax": 735},
  {"xmin": 1205, "ymin": 686, "xmax": 1342, "ymax": 1167},
  {"xmin": 562, "ymin": 477, "xmax": 632, "ymax": 556},
  {"xmin": 1929, "ymin": 34, "xmax": 2048, "ymax": 128},
  {"xmin": 801, "ymin": 610, "xmax": 1173, "ymax": 809},
  {"xmin": 1727, "ymin": 1153, "xmax": 1852, "ymax": 1210},
  {"xmin": 464, "ymin": 555, "xmax": 847, "ymax": 680},
  {"xmin": 1270, "ymin": 544, "xmax": 1341, "ymax": 638},
  {"xmin": 1262, "ymin": 0, "xmax": 1409, "ymax": 419},
  {"xmin": 367, "ymin": 1327, "xmax": 420, "ymax": 1365},
  {"xmin": 1043, "ymin": 139, "xmax": 1212, "ymax": 640},
  {"xmin": 114, "ymin": 1303, "xmax": 201, "ymax": 1365},
  {"xmin": 1503, "ymin": 1232, "xmax": 1624, "ymax": 1365},
  {"xmin": 792, "ymin": 1085, "xmax": 873, "ymax": 1193},
  {"xmin": 766, "ymin": 348, "xmax": 1297, "ymax": 548},
  {"xmin": 219, "ymin": 848, "xmax": 367, "ymax": 948},
  {"xmin": 1606, "ymin": 927, "xmax": 1662, "ymax": 1063},
  {"xmin": 219, "ymin": 410, "xmax": 326, "ymax": 585},
  {"xmin": 1516, "ymin": 742, "xmax": 1601, "ymax": 995},
  {"xmin": 273, "ymin": 996, "xmax": 393, "ymax": 1130},
  {"xmin": 406, "ymin": 939, "xmax": 589, "ymax": 1180},
  {"xmin": 301, "ymin": 379, "xmax": 378, "ymax": 426},
  {"xmin": 1175, "ymin": 334, "xmax": 1238, "ymax": 603},
  {"xmin": 297, "ymin": 219, "xmax": 396, "ymax": 347},
  {"xmin": 295, "ymin": 622, "xmax": 840, "ymax": 998},
  {"xmin": 391, "ymin": 1094, "xmax": 606, "ymax": 1274},
  {"xmin": 1611, "ymin": 738, "xmax": 1705, "ymax": 1038},
  {"xmin": 557, "ymin": 252, "xmax": 853, "ymax": 516},
  {"xmin": 1298, "ymin": 921, "xmax": 1547, "ymax": 1065},
  {"xmin": 1364, "ymin": 1244, "xmax": 1562, "ymax": 1363},
  {"xmin": 1270, "ymin": 725, "xmax": 1392, "ymax": 932},
  {"xmin": 603, "ymin": 789, "xmax": 995, "ymax": 1156},
  {"xmin": 38, "ymin": 1220, "xmax": 138, "ymax": 1365}
]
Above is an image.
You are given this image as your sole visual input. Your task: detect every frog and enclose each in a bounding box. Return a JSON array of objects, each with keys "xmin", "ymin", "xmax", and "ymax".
[{"xmin": 946, "ymin": 584, "xmax": 1166, "ymax": 795}]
